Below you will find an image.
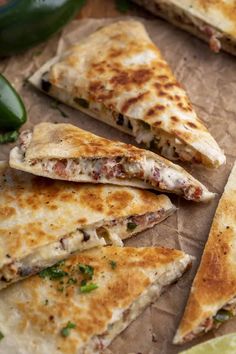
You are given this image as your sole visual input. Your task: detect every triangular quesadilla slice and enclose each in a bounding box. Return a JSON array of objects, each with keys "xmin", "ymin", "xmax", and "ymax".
[
  {"xmin": 174, "ymin": 161, "xmax": 236, "ymax": 344},
  {"xmin": 0, "ymin": 161, "xmax": 175, "ymax": 290},
  {"xmin": 10, "ymin": 122, "xmax": 214, "ymax": 202},
  {"xmin": 0, "ymin": 246, "xmax": 192, "ymax": 354},
  {"xmin": 29, "ymin": 20, "xmax": 225, "ymax": 168},
  {"xmin": 132, "ymin": 0, "xmax": 236, "ymax": 56}
]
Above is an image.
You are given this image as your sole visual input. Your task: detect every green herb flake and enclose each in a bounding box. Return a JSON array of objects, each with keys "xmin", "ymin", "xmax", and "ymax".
[
  {"xmin": 80, "ymin": 279, "xmax": 87, "ymax": 286},
  {"xmin": 80, "ymin": 283, "xmax": 98, "ymax": 293},
  {"xmin": 74, "ymin": 97, "xmax": 89, "ymax": 109},
  {"xmin": 78, "ymin": 264, "xmax": 94, "ymax": 279},
  {"xmin": 67, "ymin": 277, "xmax": 77, "ymax": 285},
  {"xmin": 60, "ymin": 321, "xmax": 76, "ymax": 337},
  {"xmin": 39, "ymin": 264, "xmax": 68, "ymax": 280},
  {"xmin": 127, "ymin": 222, "xmax": 137, "ymax": 231},
  {"xmin": 0, "ymin": 331, "xmax": 4, "ymax": 341},
  {"xmin": 109, "ymin": 260, "xmax": 117, "ymax": 270},
  {"xmin": 115, "ymin": 0, "xmax": 131, "ymax": 12},
  {"xmin": 44, "ymin": 299, "xmax": 49, "ymax": 305}
]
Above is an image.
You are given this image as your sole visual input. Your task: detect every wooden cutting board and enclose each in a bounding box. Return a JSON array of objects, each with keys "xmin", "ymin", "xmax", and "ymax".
[{"xmin": 78, "ymin": 0, "xmax": 152, "ymax": 18}]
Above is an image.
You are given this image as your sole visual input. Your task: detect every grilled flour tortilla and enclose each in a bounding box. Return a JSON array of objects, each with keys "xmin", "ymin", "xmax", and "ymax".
[
  {"xmin": 174, "ymin": 161, "xmax": 236, "ymax": 344},
  {"xmin": 29, "ymin": 20, "xmax": 225, "ymax": 168},
  {"xmin": 0, "ymin": 246, "xmax": 192, "ymax": 354},
  {"xmin": 10, "ymin": 122, "xmax": 214, "ymax": 202},
  {"xmin": 132, "ymin": 0, "xmax": 236, "ymax": 56},
  {"xmin": 0, "ymin": 162, "xmax": 175, "ymax": 290}
]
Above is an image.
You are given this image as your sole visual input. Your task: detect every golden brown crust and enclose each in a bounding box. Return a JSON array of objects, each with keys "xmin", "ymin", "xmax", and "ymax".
[
  {"xmin": 24, "ymin": 122, "xmax": 147, "ymax": 161},
  {"xmin": 0, "ymin": 246, "xmax": 191, "ymax": 354},
  {"xmin": 174, "ymin": 161, "xmax": 236, "ymax": 344}
]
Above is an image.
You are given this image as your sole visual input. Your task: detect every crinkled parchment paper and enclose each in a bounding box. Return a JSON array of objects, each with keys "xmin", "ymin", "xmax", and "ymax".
[{"xmin": 0, "ymin": 17, "xmax": 236, "ymax": 354}]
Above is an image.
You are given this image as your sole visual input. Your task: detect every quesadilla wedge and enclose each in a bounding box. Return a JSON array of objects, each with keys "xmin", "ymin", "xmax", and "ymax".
[
  {"xmin": 29, "ymin": 20, "xmax": 225, "ymax": 168},
  {"xmin": 0, "ymin": 246, "xmax": 192, "ymax": 354},
  {"xmin": 132, "ymin": 0, "xmax": 236, "ymax": 56},
  {"xmin": 0, "ymin": 161, "xmax": 175, "ymax": 290},
  {"xmin": 174, "ymin": 161, "xmax": 236, "ymax": 344},
  {"xmin": 10, "ymin": 122, "xmax": 214, "ymax": 202}
]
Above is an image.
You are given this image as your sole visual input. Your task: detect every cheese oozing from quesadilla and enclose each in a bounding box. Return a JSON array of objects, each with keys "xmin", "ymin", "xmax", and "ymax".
[
  {"xmin": 29, "ymin": 20, "xmax": 225, "ymax": 168},
  {"xmin": 174, "ymin": 161, "xmax": 236, "ymax": 344},
  {"xmin": 10, "ymin": 123, "xmax": 215, "ymax": 202},
  {"xmin": 132, "ymin": 0, "xmax": 236, "ymax": 56},
  {"xmin": 0, "ymin": 246, "xmax": 192, "ymax": 354},
  {"xmin": 0, "ymin": 161, "xmax": 175, "ymax": 290}
]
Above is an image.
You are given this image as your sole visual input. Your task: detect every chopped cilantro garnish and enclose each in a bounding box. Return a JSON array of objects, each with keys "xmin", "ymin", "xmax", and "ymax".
[
  {"xmin": 127, "ymin": 222, "xmax": 137, "ymax": 231},
  {"xmin": 60, "ymin": 321, "xmax": 76, "ymax": 337},
  {"xmin": 109, "ymin": 260, "xmax": 117, "ymax": 270},
  {"xmin": 39, "ymin": 264, "xmax": 68, "ymax": 280},
  {"xmin": 80, "ymin": 283, "xmax": 98, "ymax": 293},
  {"xmin": 80, "ymin": 279, "xmax": 87, "ymax": 286},
  {"xmin": 0, "ymin": 331, "xmax": 4, "ymax": 341},
  {"xmin": 78, "ymin": 264, "xmax": 94, "ymax": 279},
  {"xmin": 67, "ymin": 278, "xmax": 77, "ymax": 285},
  {"xmin": 44, "ymin": 299, "xmax": 49, "ymax": 305}
]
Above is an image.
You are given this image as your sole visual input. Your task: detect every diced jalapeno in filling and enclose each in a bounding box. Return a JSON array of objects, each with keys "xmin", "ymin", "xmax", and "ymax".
[
  {"xmin": 213, "ymin": 309, "xmax": 232, "ymax": 323},
  {"xmin": 74, "ymin": 97, "xmax": 89, "ymax": 109},
  {"xmin": 127, "ymin": 222, "xmax": 137, "ymax": 231}
]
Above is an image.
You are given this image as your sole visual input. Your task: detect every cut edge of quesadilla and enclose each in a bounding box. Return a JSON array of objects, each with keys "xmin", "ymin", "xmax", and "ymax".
[
  {"xmin": 28, "ymin": 21, "xmax": 226, "ymax": 169},
  {"xmin": 173, "ymin": 161, "xmax": 236, "ymax": 344},
  {"xmin": 0, "ymin": 246, "xmax": 192, "ymax": 354},
  {"xmin": 132, "ymin": 0, "xmax": 236, "ymax": 56},
  {"xmin": 9, "ymin": 123, "xmax": 215, "ymax": 202},
  {"xmin": 0, "ymin": 206, "xmax": 175, "ymax": 290},
  {"xmin": 0, "ymin": 161, "xmax": 176, "ymax": 290}
]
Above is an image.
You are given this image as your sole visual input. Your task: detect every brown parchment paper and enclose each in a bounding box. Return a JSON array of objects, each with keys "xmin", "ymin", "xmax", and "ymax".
[{"xmin": 0, "ymin": 17, "xmax": 236, "ymax": 354}]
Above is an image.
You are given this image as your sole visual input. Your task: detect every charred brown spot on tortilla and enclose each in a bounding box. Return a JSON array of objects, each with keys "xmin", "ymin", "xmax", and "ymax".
[
  {"xmin": 108, "ymin": 48, "xmax": 123, "ymax": 58},
  {"xmin": 89, "ymin": 81, "xmax": 105, "ymax": 95},
  {"xmin": 132, "ymin": 69, "xmax": 152, "ymax": 84},
  {"xmin": 79, "ymin": 188, "xmax": 104, "ymax": 213},
  {"xmin": 77, "ymin": 218, "xmax": 87, "ymax": 224},
  {"xmin": 157, "ymin": 74, "xmax": 169, "ymax": 81},
  {"xmin": 121, "ymin": 92, "xmax": 147, "ymax": 113},
  {"xmin": 110, "ymin": 72, "xmax": 130, "ymax": 85},
  {"xmin": 177, "ymin": 101, "xmax": 192, "ymax": 112},
  {"xmin": 146, "ymin": 104, "xmax": 165, "ymax": 117},
  {"xmin": 106, "ymin": 191, "xmax": 133, "ymax": 216},
  {"xmin": 0, "ymin": 207, "xmax": 16, "ymax": 219},
  {"xmin": 187, "ymin": 122, "xmax": 198, "ymax": 129},
  {"xmin": 153, "ymin": 121, "xmax": 162, "ymax": 126},
  {"xmin": 171, "ymin": 116, "xmax": 179, "ymax": 123}
]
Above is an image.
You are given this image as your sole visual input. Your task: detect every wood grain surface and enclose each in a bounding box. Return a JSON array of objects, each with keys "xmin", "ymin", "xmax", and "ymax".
[{"xmin": 77, "ymin": 0, "xmax": 152, "ymax": 18}]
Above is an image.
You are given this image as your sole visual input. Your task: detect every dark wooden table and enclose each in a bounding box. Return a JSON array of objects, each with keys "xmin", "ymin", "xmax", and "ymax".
[{"xmin": 77, "ymin": 0, "xmax": 152, "ymax": 19}]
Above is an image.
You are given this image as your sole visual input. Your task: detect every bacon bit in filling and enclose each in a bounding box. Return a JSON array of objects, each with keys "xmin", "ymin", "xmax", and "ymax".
[{"xmin": 25, "ymin": 156, "xmax": 204, "ymax": 201}]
